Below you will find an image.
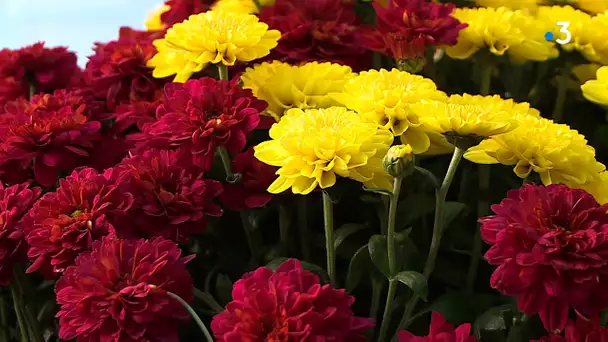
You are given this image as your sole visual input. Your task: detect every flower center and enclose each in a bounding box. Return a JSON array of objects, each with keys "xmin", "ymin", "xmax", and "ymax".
[
  {"xmin": 71, "ymin": 210, "xmax": 84, "ymax": 218},
  {"xmin": 264, "ymin": 306, "xmax": 289, "ymax": 341}
]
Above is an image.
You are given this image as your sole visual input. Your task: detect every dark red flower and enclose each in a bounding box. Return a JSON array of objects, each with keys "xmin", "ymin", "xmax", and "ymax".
[
  {"xmin": 135, "ymin": 77, "xmax": 265, "ymax": 171},
  {"xmin": 86, "ymin": 134, "xmax": 132, "ymax": 172},
  {"xmin": 480, "ymin": 184, "xmax": 608, "ymax": 333},
  {"xmin": 110, "ymin": 98, "xmax": 162, "ymax": 133},
  {"xmin": 86, "ymin": 27, "xmax": 167, "ymax": 110},
  {"xmin": 0, "ymin": 90, "xmax": 103, "ymax": 186},
  {"xmin": 219, "ymin": 147, "xmax": 277, "ymax": 211},
  {"xmin": 22, "ymin": 167, "xmax": 133, "ymax": 278},
  {"xmin": 362, "ymin": 0, "xmax": 466, "ymax": 63},
  {"xmin": 115, "ymin": 149, "xmax": 222, "ymax": 242},
  {"xmin": 0, "ymin": 182, "xmax": 41, "ymax": 285},
  {"xmin": 56, "ymin": 236, "xmax": 194, "ymax": 342},
  {"xmin": 211, "ymin": 258, "xmax": 373, "ymax": 341},
  {"xmin": 397, "ymin": 311, "xmax": 478, "ymax": 342},
  {"xmin": 259, "ymin": 0, "xmax": 372, "ymax": 71},
  {"xmin": 160, "ymin": 0, "xmax": 215, "ymax": 27},
  {"xmin": 533, "ymin": 318, "xmax": 608, "ymax": 342},
  {"xmin": 0, "ymin": 43, "xmax": 81, "ymax": 102}
]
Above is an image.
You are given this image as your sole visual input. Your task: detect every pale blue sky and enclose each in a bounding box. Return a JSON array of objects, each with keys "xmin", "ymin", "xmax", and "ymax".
[{"xmin": 0, "ymin": 0, "xmax": 162, "ymax": 66}]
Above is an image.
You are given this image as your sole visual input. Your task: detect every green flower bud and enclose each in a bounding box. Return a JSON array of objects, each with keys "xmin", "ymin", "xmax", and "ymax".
[{"xmin": 383, "ymin": 144, "xmax": 415, "ymax": 178}]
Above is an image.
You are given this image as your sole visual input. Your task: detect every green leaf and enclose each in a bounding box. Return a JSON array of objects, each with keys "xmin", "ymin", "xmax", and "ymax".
[
  {"xmin": 362, "ymin": 186, "xmax": 393, "ymax": 197},
  {"xmin": 368, "ymin": 235, "xmax": 390, "ymax": 278},
  {"xmin": 396, "ymin": 193, "xmax": 435, "ymax": 230},
  {"xmin": 393, "ymin": 271, "xmax": 428, "ymax": 301},
  {"xmin": 266, "ymin": 258, "xmax": 331, "ymax": 283},
  {"xmin": 346, "ymin": 245, "xmax": 372, "ymax": 292},
  {"xmin": 415, "ymin": 166, "xmax": 440, "ymax": 189},
  {"xmin": 442, "ymin": 202, "xmax": 466, "ymax": 231},
  {"xmin": 334, "ymin": 224, "xmax": 368, "ymax": 250},
  {"xmin": 215, "ymin": 274, "xmax": 233, "ymax": 306},
  {"xmin": 473, "ymin": 305, "xmax": 513, "ymax": 336}
]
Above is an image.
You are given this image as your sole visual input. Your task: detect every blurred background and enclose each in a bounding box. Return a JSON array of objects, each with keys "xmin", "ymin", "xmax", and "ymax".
[{"xmin": 0, "ymin": 0, "xmax": 160, "ymax": 66}]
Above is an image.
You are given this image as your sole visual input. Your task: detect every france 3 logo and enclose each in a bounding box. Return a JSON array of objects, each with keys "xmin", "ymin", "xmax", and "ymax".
[{"xmin": 544, "ymin": 22, "xmax": 572, "ymax": 45}]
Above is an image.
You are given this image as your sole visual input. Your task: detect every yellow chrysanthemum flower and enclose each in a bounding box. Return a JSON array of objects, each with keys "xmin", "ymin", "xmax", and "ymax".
[
  {"xmin": 148, "ymin": 10, "xmax": 281, "ymax": 83},
  {"xmin": 577, "ymin": 11, "xmax": 608, "ymax": 64},
  {"xmin": 574, "ymin": 0, "xmax": 608, "ymax": 14},
  {"xmin": 333, "ymin": 68, "xmax": 449, "ymax": 154},
  {"xmin": 580, "ymin": 171, "xmax": 608, "ymax": 205},
  {"xmin": 572, "ymin": 63, "xmax": 602, "ymax": 84},
  {"xmin": 241, "ymin": 61, "xmax": 354, "ymax": 121},
  {"xmin": 212, "ymin": 0, "xmax": 259, "ymax": 14},
  {"xmin": 581, "ymin": 66, "xmax": 608, "ymax": 106},
  {"xmin": 254, "ymin": 107, "xmax": 394, "ymax": 195},
  {"xmin": 475, "ymin": 0, "xmax": 543, "ymax": 11},
  {"xmin": 411, "ymin": 94, "xmax": 528, "ymax": 148},
  {"xmin": 446, "ymin": 7, "xmax": 558, "ymax": 62},
  {"xmin": 145, "ymin": 4, "xmax": 170, "ymax": 31},
  {"xmin": 465, "ymin": 115, "xmax": 605, "ymax": 186},
  {"xmin": 536, "ymin": 6, "xmax": 591, "ymax": 52}
]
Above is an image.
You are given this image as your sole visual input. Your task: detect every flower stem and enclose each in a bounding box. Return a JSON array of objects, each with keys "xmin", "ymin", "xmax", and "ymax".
[
  {"xmin": 377, "ymin": 177, "xmax": 404, "ymax": 342},
  {"xmin": 12, "ymin": 271, "xmax": 43, "ymax": 342},
  {"xmin": 552, "ymin": 62, "xmax": 571, "ymax": 123},
  {"xmin": 480, "ymin": 57, "xmax": 493, "ymax": 96},
  {"xmin": 166, "ymin": 291, "xmax": 214, "ymax": 342},
  {"xmin": 217, "ymin": 146, "xmax": 234, "ymax": 180},
  {"xmin": 397, "ymin": 147, "xmax": 464, "ymax": 331},
  {"xmin": 322, "ymin": 191, "xmax": 337, "ymax": 286},
  {"xmin": 10, "ymin": 285, "xmax": 29, "ymax": 342},
  {"xmin": 296, "ymin": 196, "xmax": 312, "ymax": 261},
  {"xmin": 465, "ymin": 165, "xmax": 490, "ymax": 294},
  {"xmin": 218, "ymin": 64, "xmax": 229, "ymax": 81},
  {"xmin": 28, "ymin": 83, "xmax": 36, "ymax": 99}
]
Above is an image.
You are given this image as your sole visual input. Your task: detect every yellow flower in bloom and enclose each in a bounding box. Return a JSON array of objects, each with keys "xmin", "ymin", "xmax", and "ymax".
[
  {"xmin": 572, "ymin": 63, "xmax": 602, "ymax": 84},
  {"xmin": 145, "ymin": 4, "xmax": 170, "ymax": 31},
  {"xmin": 212, "ymin": 0, "xmax": 259, "ymax": 14},
  {"xmin": 148, "ymin": 10, "xmax": 281, "ymax": 82},
  {"xmin": 411, "ymin": 94, "xmax": 525, "ymax": 147},
  {"xmin": 581, "ymin": 66, "xmax": 608, "ymax": 106},
  {"xmin": 465, "ymin": 115, "xmax": 605, "ymax": 186},
  {"xmin": 536, "ymin": 6, "xmax": 591, "ymax": 53},
  {"xmin": 475, "ymin": 0, "xmax": 543, "ymax": 11},
  {"xmin": 574, "ymin": 0, "xmax": 608, "ymax": 14},
  {"xmin": 254, "ymin": 107, "xmax": 394, "ymax": 194},
  {"xmin": 577, "ymin": 11, "xmax": 608, "ymax": 64},
  {"xmin": 333, "ymin": 68, "xmax": 448, "ymax": 154},
  {"xmin": 580, "ymin": 172, "xmax": 608, "ymax": 205},
  {"xmin": 241, "ymin": 61, "xmax": 354, "ymax": 121},
  {"xmin": 446, "ymin": 7, "xmax": 558, "ymax": 61}
]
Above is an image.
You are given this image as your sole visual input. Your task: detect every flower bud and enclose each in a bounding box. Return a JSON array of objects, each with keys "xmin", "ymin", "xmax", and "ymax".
[{"xmin": 382, "ymin": 144, "xmax": 415, "ymax": 178}]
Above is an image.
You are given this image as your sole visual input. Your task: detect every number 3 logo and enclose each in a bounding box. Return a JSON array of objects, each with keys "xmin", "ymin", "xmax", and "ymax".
[{"xmin": 556, "ymin": 21, "xmax": 572, "ymax": 45}]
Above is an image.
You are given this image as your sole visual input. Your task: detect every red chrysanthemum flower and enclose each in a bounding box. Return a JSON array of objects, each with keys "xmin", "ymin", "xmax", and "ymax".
[
  {"xmin": 0, "ymin": 182, "xmax": 41, "ymax": 285},
  {"xmin": 259, "ymin": 0, "xmax": 372, "ymax": 71},
  {"xmin": 0, "ymin": 90, "xmax": 103, "ymax": 186},
  {"xmin": 86, "ymin": 27, "xmax": 167, "ymax": 110},
  {"xmin": 533, "ymin": 318, "xmax": 608, "ymax": 342},
  {"xmin": 480, "ymin": 184, "xmax": 608, "ymax": 333},
  {"xmin": 0, "ymin": 42, "xmax": 81, "ymax": 102},
  {"xmin": 211, "ymin": 258, "xmax": 374, "ymax": 341},
  {"xmin": 362, "ymin": 0, "xmax": 466, "ymax": 65},
  {"xmin": 135, "ymin": 77, "xmax": 265, "ymax": 171},
  {"xmin": 56, "ymin": 236, "xmax": 194, "ymax": 342},
  {"xmin": 116, "ymin": 149, "xmax": 223, "ymax": 242},
  {"xmin": 219, "ymin": 147, "xmax": 277, "ymax": 211},
  {"xmin": 160, "ymin": 0, "xmax": 215, "ymax": 27},
  {"xmin": 397, "ymin": 311, "xmax": 478, "ymax": 342},
  {"xmin": 110, "ymin": 98, "xmax": 162, "ymax": 133},
  {"xmin": 22, "ymin": 167, "xmax": 133, "ymax": 278}
]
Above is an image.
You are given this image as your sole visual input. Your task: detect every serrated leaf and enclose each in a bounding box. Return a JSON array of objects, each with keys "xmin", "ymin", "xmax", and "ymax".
[
  {"xmin": 393, "ymin": 271, "xmax": 428, "ymax": 301},
  {"xmin": 266, "ymin": 258, "xmax": 330, "ymax": 283},
  {"xmin": 334, "ymin": 224, "xmax": 367, "ymax": 250},
  {"xmin": 368, "ymin": 235, "xmax": 390, "ymax": 278},
  {"xmin": 346, "ymin": 245, "xmax": 372, "ymax": 292}
]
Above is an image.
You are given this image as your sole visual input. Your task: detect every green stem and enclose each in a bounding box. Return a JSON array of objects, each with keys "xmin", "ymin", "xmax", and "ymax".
[
  {"xmin": 480, "ymin": 57, "xmax": 493, "ymax": 96},
  {"xmin": 296, "ymin": 196, "xmax": 312, "ymax": 261},
  {"xmin": 28, "ymin": 83, "xmax": 36, "ymax": 99},
  {"xmin": 218, "ymin": 64, "xmax": 229, "ymax": 81},
  {"xmin": 377, "ymin": 177, "xmax": 404, "ymax": 342},
  {"xmin": 465, "ymin": 166, "xmax": 490, "ymax": 294},
  {"xmin": 552, "ymin": 62, "xmax": 571, "ymax": 123},
  {"xmin": 10, "ymin": 285, "xmax": 28, "ymax": 342},
  {"xmin": 165, "ymin": 291, "xmax": 214, "ymax": 342},
  {"xmin": 279, "ymin": 203, "xmax": 290, "ymax": 255},
  {"xmin": 217, "ymin": 146, "xmax": 234, "ymax": 180},
  {"xmin": 397, "ymin": 147, "xmax": 464, "ymax": 331},
  {"xmin": 322, "ymin": 191, "xmax": 337, "ymax": 286},
  {"xmin": 12, "ymin": 272, "xmax": 43, "ymax": 342},
  {"xmin": 193, "ymin": 288, "xmax": 224, "ymax": 313}
]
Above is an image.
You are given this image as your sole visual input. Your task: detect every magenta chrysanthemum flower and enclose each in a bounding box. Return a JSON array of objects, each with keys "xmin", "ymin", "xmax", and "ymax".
[
  {"xmin": 211, "ymin": 258, "xmax": 374, "ymax": 341},
  {"xmin": 116, "ymin": 149, "xmax": 223, "ymax": 242},
  {"xmin": 110, "ymin": 98, "xmax": 162, "ymax": 133},
  {"xmin": 533, "ymin": 318, "xmax": 608, "ymax": 342},
  {"xmin": 0, "ymin": 182, "xmax": 41, "ymax": 285},
  {"xmin": 135, "ymin": 78, "xmax": 265, "ymax": 171},
  {"xmin": 23, "ymin": 167, "xmax": 133, "ymax": 277},
  {"xmin": 86, "ymin": 27, "xmax": 166, "ymax": 110},
  {"xmin": 480, "ymin": 184, "xmax": 608, "ymax": 333},
  {"xmin": 56, "ymin": 236, "xmax": 194, "ymax": 342},
  {"xmin": 219, "ymin": 147, "xmax": 277, "ymax": 211},
  {"xmin": 0, "ymin": 90, "xmax": 103, "ymax": 186},
  {"xmin": 397, "ymin": 311, "xmax": 478, "ymax": 342},
  {"xmin": 0, "ymin": 42, "xmax": 81, "ymax": 102}
]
